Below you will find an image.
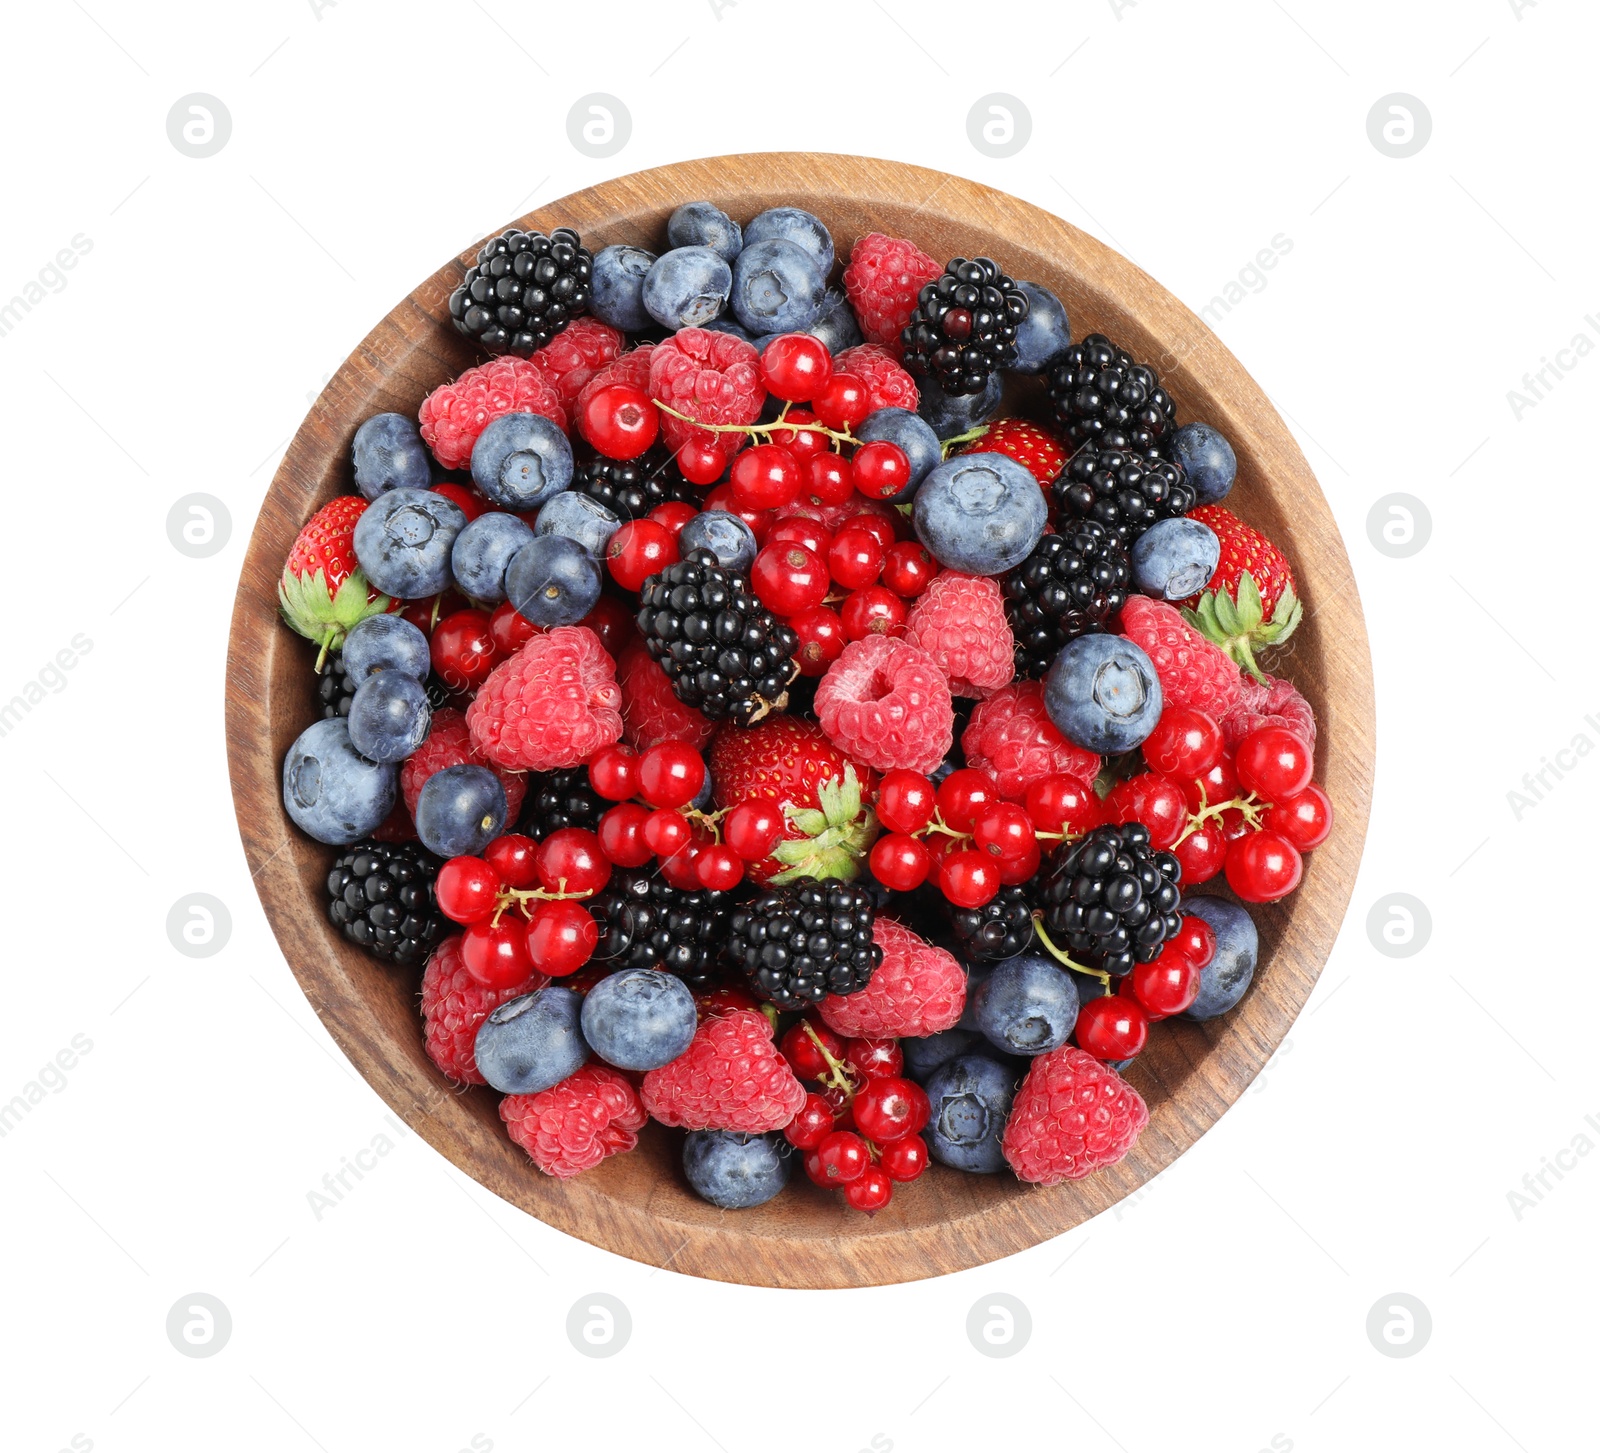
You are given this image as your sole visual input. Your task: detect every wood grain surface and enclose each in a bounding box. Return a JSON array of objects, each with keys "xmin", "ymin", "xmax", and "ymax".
[{"xmin": 225, "ymin": 154, "xmax": 1376, "ymax": 1289}]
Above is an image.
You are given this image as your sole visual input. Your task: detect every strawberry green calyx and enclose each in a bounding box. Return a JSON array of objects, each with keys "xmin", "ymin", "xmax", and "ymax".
[
  {"xmin": 768, "ymin": 766, "xmax": 881, "ymax": 885},
  {"xmin": 278, "ymin": 565, "xmax": 393, "ymax": 672},
  {"xmin": 1183, "ymin": 571, "xmax": 1302, "ymax": 684}
]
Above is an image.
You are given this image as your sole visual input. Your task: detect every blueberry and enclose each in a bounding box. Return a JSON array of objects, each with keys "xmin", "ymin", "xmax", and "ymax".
[
  {"xmin": 353, "ymin": 488, "xmax": 467, "ymax": 599},
  {"xmin": 1131, "ymin": 517, "xmax": 1221, "ymax": 600},
  {"xmin": 666, "ymin": 201, "xmax": 743, "ymax": 263},
  {"xmin": 703, "ymin": 316, "xmax": 755, "ymax": 342},
  {"xmin": 742, "ymin": 206, "xmax": 834, "ymax": 276},
  {"xmin": 1044, "ymin": 633, "xmax": 1164, "ymax": 754},
  {"xmin": 857, "ymin": 407, "xmax": 941, "ymax": 501},
  {"xmin": 809, "ymin": 286, "xmax": 862, "ymax": 353},
  {"xmin": 451, "ymin": 512, "xmax": 536, "ymax": 602},
  {"xmin": 590, "ymin": 244, "xmax": 657, "ymax": 332},
  {"xmin": 505, "ymin": 534, "xmax": 602, "ymax": 628},
  {"xmin": 1010, "ymin": 281, "xmax": 1071, "ymax": 374},
  {"xmin": 580, "ymin": 968, "xmax": 698, "ymax": 1071},
  {"xmin": 972, "ymin": 954, "xmax": 1080, "ymax": 1056},
  {"xmin": 677, "ymin": 509, "xmax": 757, "ymax": 574},
  {"xmin": 922, "ymin": 1054, "xmax": 1018, "ymax": 1174},
  {"xmin": 281, "ymin": 718, "xmax": 397, "ymax": 845},
  {"xmin": 682, "ymin": 1131, "xmax": 793, "ymax": 1209},
  {"xmin": 342, "ymin": 613, "xmax": 430, "ymax": 682},
  {"xmin": 470, "ymin": 412, "xmax": 574, "ymax": 510},
  {"xmin": 352, "ymin": 412, "xmax": 432, "ymax": 499},
  {"xmin": 474, "ymin": 987, "xmax": 589, "ymax": 1095},
  {"xmin": 730, "ymin": 238, "xmax": 825, "ymax": 336},
  {"xmin": 414, "ymin": 762, "xmax": 506, "ymax": 857},
  {"xmin": 902, "ymin": 1027, "xmax": 982, "ymax": 1082},
  {"xmin": 346, "ymin": 669, "xmax": 431, "ymax": 764},
  {"xmin": 1168, "ymin": 422, "xmax": 1238, "ymax": 504},
  {"xmin": 535, "ymin": 490, "xmax": 620, "ymax": 558},
  {"xmin": 917, "ymin": 371, "xmax": 1002, "ymax": 439},
  {"xmin": 958, "ymin": 962, "xmax": 992, "ymax": 1032},
  {"xmin": 1180, "ymin": 896, "xmax": 1259, "ymax": 1020},
  {"xmin": 913, "ymin": 451, "xmax": 1047, "ymax": 575},
  {"xmin": 643, "ymin": 246, "xmax": 733, "ymax": 330}
]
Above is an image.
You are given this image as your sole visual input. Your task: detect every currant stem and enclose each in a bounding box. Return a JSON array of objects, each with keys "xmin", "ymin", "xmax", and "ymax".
[
  {"xmin": 490, "ymin": 878, "xmax": 596, "ymax": 925},
  {"xmin": 1030, "ymin": 913, "xmax": 1111, "ymax": 990},
  {"xmin": 802, "ymin": 1021, "xmax": 859, "ymax": 1100},
  {"xmin": 652, "ymin": 398, "xmax": 863, "ymax": 449},
  {"xmin": 1172, "ymin": 785, "xmax": 1267, "ymax": 848}
]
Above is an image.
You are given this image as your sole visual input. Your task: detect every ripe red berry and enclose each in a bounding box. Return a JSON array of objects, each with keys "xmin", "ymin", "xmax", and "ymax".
[
  {"xmin": 1225, "ymin": 829, "xmax": 1304, "ymax": 902},
  {"xmin": 780, "ymin": 1020, "xmax": 845, "ymax": 1080},
  {"xmin": 606, "ymin": 519, "xmax": 677, "ymax": 592},
  {"xmin": 869, "ymin": 832, "xmax": 932, "ymax": 891},
  {"xmin": 815, "ymin": 1130, "xmax": 869, "ymax": 1182},
  {"xmin": 1181, "ymin": 752, "xmax": 1240, "ymax": 813},
  {"xmin": 578, "ymin": 595, "xmax": 633, "ymax": 657},
  {"xmin": 534, "ymin": 827, "xmax": 611, "ymax": 896},
  {"xmin": 488, "ymin": 599, "xmax": 541, "ymax": 656},
  {"xmin": 483, "ymin": 833, "xmax": 539, "ymax": 889},
  {"xmin": 1126, "ymin": 943, "xmax": 1202, "ymax": 1019},
  {"xmin": 1174, "ymin": 822, "xmax": 1226, "ymax": 884},
  {"xmin": 880, "ymin": 540, "xmax": 938, "ymax": 597},
  {"xmin": 1024, "ymin": 774, "xmax": 1102, "ymax": 836},
  {"xmin": 770, "ymin": 410, "xmax": 830, "ymax": 461},
  {"xmin": 701, "ymin": 485, "xmax": 772, "ymax": 545},
  {"xmin": 936, "ymin": 768, "xmax": 997, "ymax": 833},
  {"xmin": 939, "ymin": 848, "xmax": 1001, "ymax": 909},
  {"xmin": 852, "ymin": 1077, "xmax": 929, "ymax": 1143},
  {"xmin": 840, "ymin": 585, "xmax": 907, "ymax": 640},
  {"xmin": 460, "ymin": 917, "xmax": 534, "ymax": 989},
  {"xmin": 597, "ymin": 802, "xmax": 654, "ymax": 868},
  {"xmin": 751, "ymin": 542, "xmax": 829, "ymax": 616},
  {"xmin": 1143, "ymin": 707, "xmax": 1224, "ymax": 780},
  {"xmin": 648, "ymin": 500, "xmax": 698, "ymax": 539},
  {"xmin": 636, "ymin": 740, "xmax": 707, "ymax": 810},
  {"xmin": 587, "ymin": 743, "xmax": 638, "ymax": 801},
  {"xmin": 844, "ymin": 1163, "xmax": 894, "ymax": 1213},
  {"xmin": 1075, "ymin": 993, "xmax": 1149, "ymax": 1061},
  {"xmin": 1263, "ymin": 783, "xmax": 1333, "ymax": 850},
  {"xmin": 760, "ymin": 333, "xmax": 834, "ymax": 401},
  {"xmin": 730, "ymin": 443, "xmax": 803, "ymax": 511},
  {"xmin": 804, "ymin": 451, "xmax": 855, "ymax": 506},
  {"xmin": 724, "ymin": 800, "xmax": 784, "ymax": 861},
  {"xmin": 435, "ymin": 856, "xmax": 501, "ymax": 923},
  {"xmin": 879, "ymin": 1135, "xmax": 929, "ymax": 1182},
  {"xmin": 1235, "ymin": 726, "xmax": 1314, "ymax": 802},
  {"xmin": 1104, "ymin": 773, "xmax": 1188, "ymax": 850},
  {"xmin": 849, "ymin": 513, "xmax": 899, "ymax": 553},
  {"xmin": 814, "ymin": 372, "xmax": 872, "ymax": 432},
  {"xmin": 642, "ymin": 808, "xmax": 692, "ymax": 858},
  {"xmin": 827, "ymin": 527, "xmax": 886, "ymax": 590},
  {"xmin": 524, "ymin": 898, "xmax": 597, "ymax": 977},
  {"xmin": 768, "ymin": 516, "xmax": 832, "ymax": 557},
  {"xmin": 675, "ymin": 438, "xmax": 728, "ymax": 485},
  {"xmin": 431, "ymin": 482, "xmax": 490, "ymax": 521},
  {"xmin": 695, "ymin": 843, "xmax": 744, "ymax": 890},
  {"xmin": 1171, "ymin": 915, "xmax": 1217, "ymax": 968},
  {"xmin": 431, "ymin": 609, "xmax": 501, "ymax": 691},
  {"xmin": 997, "ymin": 837, "xmax": 1042, "ymax": 885},
  {"xmin": 578, "ymin": 381, "xmax": 659, "ymax": 459},
  {"xmin": 659, "ymin": 839, "xmax": 707, "ymax": 889},
  {"xmin": 973, "ymin": 801, "xmax": 1037, "ymax": 862},
  {"xmin": 876, "ymin": 770, "xmax": 936, "ymax": 834},
  {"xmin": 790, "ymin": 605, "xmax": 846, "ymax": 676},
  {"xmin": 844, "ymin": 1038, "xmax": 903, "ymax": 1081},
  {"xmin": 784, "ymin": 1092, "xmax": 836, "ymax": 1149},
  {"xmin": 850, "ymin": 440, "xmax": 911, "ymax": 500}
]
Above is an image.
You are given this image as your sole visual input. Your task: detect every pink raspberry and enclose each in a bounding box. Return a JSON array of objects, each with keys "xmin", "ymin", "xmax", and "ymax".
[
  {"xmin": 814, "ymin": 635, "xmax": 953, "ymax": 776},
  {"xmin": 842, "ymin": 233, "xmax": 943, "ymax": 350},
  {"xmin": 501, "ymin": 1064, "xmax": 647, "ymax": 1178},
  {"xmin": 904, "ymin": 571, "xmax": 1014, "ymax": 697},
  {"xmin": 639, "ymin": 1010, "xmax": 805, "ymax": 1133},
  {"xmin": 1002, "ymin": 1046, "xmax": 1148, "ymax": 1186},
  {"xmin": 820, "ymin": 919, "xmax": 965, "ymax": 1038},
  {"xmin": 961, "ymin": 681, "xmax": 1102, "ymax": 800},
  {"xmin": 528, "ymin": 316, "xmax": 625, "ymax": 410},
  {"xmin": 419, "ymin": 356, "xmax": 567, "ymax": 471},
  {"xmin": 420, "ymin": 936, "xmax": 541, "ymax": 1086},
  {"xmin": 616, "ymin": 640, "xmax": 716, "ymax": 753},
  {"xmin": 466, "ymin": 626, "xmax": 622, "ymax": 771},
  {"xmin": 575, "ymin": 343, "xmax": 655, "ymax": 421},
  {"xmin": 1119, "ymin": 595, "xmax": 1243, "ymax": 719},
  {"xmin": 400, "ymin": 707, "xmax": 527, "ymax": 822},
  {"xmin": 648, "ymin": 328, "xmax": 763, "ymax": 455},
  {"xmin": 1219, "ymin": 671, "xmax": 1317, "ymax": 751},
  {"xmin": 832, "ymin": 344, "xmax": 919, "ymax": 413}
]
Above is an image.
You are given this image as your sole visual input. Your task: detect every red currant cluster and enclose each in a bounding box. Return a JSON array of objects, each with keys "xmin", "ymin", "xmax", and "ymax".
[{"xmin": 777, "ymin": 1019, "xmax": 930, "ymax": 1215}]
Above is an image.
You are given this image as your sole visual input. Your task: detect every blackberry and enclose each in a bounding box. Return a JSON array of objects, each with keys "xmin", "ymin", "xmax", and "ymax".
[
  {"xmin": 1052, "ymin": 443, "xmax": 1195, "ymax": 549},
  {"xmin": 448, "ymin": 227, "xmax": 592, "ymax": 357},
  {"xmin": 316, "ymin": 651, "xmax": 357, "ymax": 720},
  {"xmin": 574, "ymin": 448, "xmax": 696, "ymax": 521},
  {"xmin": 587, "ymin": 870, "xmax": 734, "ymax": 992},
  {"xmin": 947, "ymin": 880, "xmax": 1042, "ymax": 963},
  {"xmin": 325, "ymin": 841, "xmax": 449, "ymax": 966},
  {"xmin": 1003, "ymin": 522, "xmax": 1131, "ymax": 678},
  {"xmin": 901, "ymin": 257, "xmax": 1029, "ymax": 396},
  {"xmin": 636, "ymin": 549, "xmax": 798, "ymax": 726},
  {"xmin": 728, "ymin": 880, "xmax": 882, "ymax": 1010},
  {"xmin": 1046, "ymin": 333, "xmax": 1177, "ymax": 454},
  {"xmin": 1036, "ymin": 822, "xmax": 1182, "ymax": 978},
  {"xmin": 518, "ymin": 766, "xmax": 606, "ymax": 839}
]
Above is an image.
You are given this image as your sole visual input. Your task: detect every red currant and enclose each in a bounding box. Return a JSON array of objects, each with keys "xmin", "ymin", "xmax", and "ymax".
[
  {"xmin": 813, "ymin": 373, "xmax": 871, "ymax": 432},
  {"xmin": 483, "ymin": 833, "xmax": 539, "ymax": 889},
  {"xmin": 936, "ymin": 769, "xmax": 996, "ymax": 833},
  {"xmin": 1235, "ymin": 726, "xmax": 1314, "ymax": 802},
  {"xmin": 431, "ymin": 482, "xmax": 490, "ymax": 521},
  {"xmin": 724, "ymin": 800, "xmax": 784, "ymax": 861},
  {"xmin": 1171, "ymin": 915, "xmax": 1217, "ymax": 968},
  {"xmin": 768, "ymin": 516, "xmax": 832, "ymax": 557},
  {"xmin": 815, "ymin": 1130, "xmax": 869, "ymax": 1182},
  {"xmin": 844, "ymin": 1038, "xmax": 903, "ymax": 1081},
  {"xmin": 431, "ymin": 609, "xmax": 501, "ymax": 691},
  {"xmin": 876, "ymin": 770, "xmax": 936, "ymax": 834},
  {"xmin": 730, "ymin": 443, "xmax": 803, "ymax": 511},
  {"xmin": 1126, "ymin": 942, "xmax": 1201, "ymax": 1019},
  {"xmin": 880, "ymin": 540, "xmax": 938, "ymax": 597},
  {"xmin": 435, "ymin": 855, "xmax": 501, "ymax": 923},
  {"xmin": 460, "ymin": 918, "xmax": 534, "ymax": 989},
  {"xmin": 488, "ymin": 599, "xmax": 541, "ymax": 656},
  {"xmin": 760, "ymin": 333, "xmax": 834, "ymax": 401},
  {"xmin": 784, "ymin": 1092, "xmax": 836, "ymax": 1149},
  {"xmin": 676, "ymin": 438, "xmax": 728, "ymax": 486},
  {"xmin": 879, "ymin": 1134, "xmax": 929, "ymax": 1182},
  {"xmin": 597, "ymin": 802, "xmax": 654, "ymax": 867},
  {"xmin": 648, "ymin": 500, "xmax": 698, "ymax": 540},
  {"xmin": 1174, "ymin": 822, "xmax": 1227, "ymax": 884},
  {"xmin": 840, "ymin": 585, "xmax": 907, "ymax": 640},
  {"xmin": 869, "ymin": 832, "xmax": 932, "ymax": 891},
  {"xmin": 1142, "ymin": 707, "xmax": 1224, "ymax": 780},
  {"xmin": 658, "ymin": 839, "xmax": 706, "ymax": 889},
  {"xmin": 802, "ymin": 1147, "xmax": 830, "ymax": 1186},
  {"xmin": 780, "ymin": 1020, "xmax": 845, "ymax": 1080},
  {"xmin": 1025, "ymin": 774, "xmax": 1102, "ymax": 836},
  {"xmin": 642, "ymin": 808, "xmax": 691, "ymax": 858},
  {"xmin": 997, "ymin": 837, "xmax": 1042, "ymax": 884},
  {"xmin": 1075, "ymin": 993, "xmax": 1149, "ymax": 1061},
  {"xmin": 804, "ymin": 452, "xmax": 855, "ymax": 506},
  {"xmin": 694, "ymin": 843, "xmax": 744, "ymax": 890},
  {"xmin": 850, "ymin": 440, "xmax": 911, "ymax": 500},
  {"xmin": 1104, "ymin": 773, "xmax": 1188, "ymax": 850},
  {"xmin": 846, "ymin": 513, "xmax": 898, "ymax": 554},
  {"xmin": 827, "ymin": 528, "xmax": 886, "ymax": 590},
  {"xmin": 973, "ymin": 801, "xmax": 1037, "ymax": 862},
  {"xmin": 534, "ymin": 828, "xmax": 611, "ymax": 896},
  {"xmin": 844, "ymin": 1164, "xmax": 894, "ymax": 1214},
  {"xmin": 636, "ymin": 740, "xmax": 707, "ymax": 810},
  {"xmin": 752, "ymin": 542, "xmax": 829, "ymax": 616},
  {"xmin": 1225, "ymin": 830, "xmax": 1304, "ymax": 902},
  {"xmin": 577, "ymin": 595, "xmax": 633, "ymax": 657},
  {"xmin": 606, "ymin": 519, "xmax": 677, "ymax": 592},
  {"xmin": 939, "ymin": 848, "xmax": 1001, "ymax": 908},
  {"xmin": 1263, "ymin": 783, "xmax": 1333, "ymax": 850},
  {"xmin": 852, "ymin": 1077, "xmax": 930, "ymax": 1143},
  {"xmin": 577, "ymin": 381, "xmax": 659, "ymax": 459},
  {"xmin": 1181, "ymin": 752, "xmax": 1240, "ymax": 813},
  {"xmin": 701, "ymin": 485, "xmax": 772, "ymax": 545},
  {"xmin": 770, "ymin": 410, "xmax": 830, "ymax": 462},
  {"xmin": 524, "ymin": 899, "xmax": 597, "ymax": 977},
  {"xmin": 587, "ymin": 743, "xmax": 638, "ymax": 801},
  {"xmin": 790, "ymin": 605, "xmax": 846, "ymax": 676}
]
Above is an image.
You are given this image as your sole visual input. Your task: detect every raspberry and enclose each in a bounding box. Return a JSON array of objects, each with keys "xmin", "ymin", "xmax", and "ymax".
[
  {"xmin": 904, "ymin": 571, "xmax": 1014, "ymax": 698},
  {"xmin": 1219, "ymin": 671, "xmax": 1317, "ymax": 752},
  {"xmin": 418, "ymin": 356, "xmax": 567, "ymax": 471},
  {"xmin": 639, "ymin": 1009, "xmax": 806, "ymax": 1132},
  {"xmin": 466, "ymin": 626, "xmax": 623, "ymax": 771},
  {"xmin": 501, "ymin": 1064, "xmax": 647, "ymax": 1178},
  {"xmin": 832, "ymin": 344, "xmax": 919, "ymax": 414},
  {"xmin": 841, "ymin": 233, "xmax": 943, "ymax": 350},
  {"xmin": 959, "ymin": 418, "xmax": 1067, "ymax": 489},
  {"xmin": 420, "ymin": 936, "xmax": 541, "ymax": 1085},
  {"xmin": 528, "ymin": 315, "xmax": 625, "ymax": 411},
  {"xmin": 574, "ymin": 343, "xmax": 655, "ymax": 422},
  {"xmin": 401, "ymin": 707, "xmax": 527, "ymax": 822},
  {"xmin": 961, "ymin": 681, "xmax": 1102, "ymax": 800},
  {"xmin": 648, "ymin": 327, "xmax": 764, "ymax": 455},
  {"xmin": 819, "ymin": 919, "xmax": 965, "ymax": 1038},
  {"xmin": 616, "ymin": 639, "xmax": 716, "ymax": 753},
  {"xmin": 1001, "ymin": 1045, "xmax": 1148, "ymax": 1186},
  {"xmin": 1119, "ymin": 595, "xmax": 1243, "ymax": 719},
  {"xmin": 814, "ymin": 635, "xmax": 954, "ymax": 776}
]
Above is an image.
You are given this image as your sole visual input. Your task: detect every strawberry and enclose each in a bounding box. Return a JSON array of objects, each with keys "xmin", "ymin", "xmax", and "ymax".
[
  {"xmin": 1182, "ymin": 503, "xmax": 1302, "ymax": 683},
  {"xmin": 277, "ymin": 495, "xmax": 394, "ymax": 669},
  {"xmin": 709, "ymin": 717, "xmax": 878, "ymax": 885},
  {"xmin": 957, "ymin": 418, "xmax": 1067, "ymax": 489}
]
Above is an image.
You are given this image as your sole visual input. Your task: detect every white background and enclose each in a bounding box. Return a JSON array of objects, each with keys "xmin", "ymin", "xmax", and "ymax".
[{"xmin": 1, "ymin": 1, "xmax": 1592, "ymax": 1450}]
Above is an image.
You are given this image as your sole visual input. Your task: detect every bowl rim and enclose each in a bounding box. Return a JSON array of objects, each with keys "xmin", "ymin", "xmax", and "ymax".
[{"xmin": 226, "ymin": 152, "xmax": 1376, "ymax": 1289}]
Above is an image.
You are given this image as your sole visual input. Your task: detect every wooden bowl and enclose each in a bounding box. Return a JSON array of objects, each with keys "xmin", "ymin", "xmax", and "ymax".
[{"xmin": 226, "ymin": 154, "xmax": 1374, "ymax": 1289}]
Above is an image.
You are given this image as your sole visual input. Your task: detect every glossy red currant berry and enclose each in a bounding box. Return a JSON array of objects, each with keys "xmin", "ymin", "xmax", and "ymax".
[
  {"xmin": 488, "ymin": 599, "xmax": 541, "ymax": 656},
  {"xmin": 790, "ymin": 605, "xmax": 846, "ymax": 676},
  {"xmin": 701, "ymin": 485, "xmax": 772, "ymax": 545},
  {"xmin": 1142, "ymin": 707, "xmax": 1225, "ymax": 780},
  {"xmin": 846, "ymin": 512, "xmax": 898, "ymax": 553},
  {"xmin": 482, "ymin": 833, "xmax": 539, "ymax": 889},
  {"xmin": 694, "ymin": 843, "xmax": 744, "ymax": 890},
  {"xmin": 658, "ymin": 839, "xmax": 706, "ymax": 889},
  {"xmin": 880, "ymin": 540, "xmax": 938, "ymax": 597},
  {"xmin": 431, "ymin": 482, "xmax": 489, "ymax": 522},
  {"xmin": 1181, "ymin": 752, "xmax": 1240, "ymax": 814},
  {"xmin": 1126, "ymin": 942, "xmax": 1201, "ymax": 1019},
  {"xmin": 816, "ymin": 1130, "xmax": 869, "ymax": 1182},
  {"xmin": 577, "ymin": 595, "xmax": 633, "ymax": 657},
  {"xmin": 1075, "ymin": 993, "xmax": 1149, "ymax": 1061},
  {"xmin": 524, "ymin": 899, "xmax": 597, "ymax": 977},
  {"xmin": 534, "ymin": 827, "xmax": 611, "ymax": 896},
  {"xmin": 1225, "ymin": 829, "xmax": 1304, "ymax": 902},
  {"xmin": 587, "ymin": 743, "xmax": 638, "ymax": 801},
  {"xmin": 431, "ymin": 609, "xmax": 501, "ymax": 691},
  {"xmin": 460, "ymin": 917, "xmax": 534, "ymax": 989},
  {"xmin": 648, "ymin": 500, "xmax": 698, "ymax": 539},
  {"xmin": 1174, "ymin": 823, "xmax": 1227, "ymax": 884},
  {"xmin": 675, "ymin": 438, "xmax": 728, "ymax": 486},
  {"xmin": 723, "ymin": 800, "xmax": 784, "ymax": 861},
  {"xmin": 844, "ymin": 1038, "xmax": 903, "ymax": 1081},
  {"xmin": 770, "ymin": 410, "xmax": 830, "ymax": 461},
  {"xmin": 973, "ymin": 801, "xmax": 1037, "ymax": 862},
  {"xmin": 606, "ymin": 519, "xmax": 677, "ymax": 592},
  {"xmin": 751, "ymin": 542, "xmax": 829, "ymax": 616},
  {"xmin": 760, "ymin": 333, "xmax": 834, "ymax": 401},
  {"xmin": 939, "ymin": 848, "xmax": 1001, "ymax": 909},
  {"xmin": 1235, "ymin": 726, "xmax": 1314, "ymax": 802},
  {"xmin": 780, "ymin": 1020, "xmax": 845, "ymax": 1080},
  {"xmin": 435, "ymin": 856, "xmax": 501, "ymax": 923},
  {"xmin": 1171, "ymin": 915, "xmax": 1217, "ymax": 968},
  {"xmin": 636, "ymin": 740, "xmax": 707, "ymax": 810},
  {"xmin": 869, "ymin": 832, "xmax": 932, "ymax": 891},
  {"xmin": 804, "ymin": 451, "xmax": 855, "ymax": 506},
  {"xmin": 1104, "ymin": 773, "xmax": 1188, "ymax": 850},
  {"xmin": 827, "ymin": 527, "xmax": 886, "ymax": 590},
  {"xmin": 844, "ymin": 1163, "xmax": 894, "ymax": 1213},
  {"xmin": 876, "ymin": 770, "xmax": 936, "ymax": 834},
  {"xmin": 1263, "ymin": 783, "xmax": 1333, "ymax": 850},
  {"xmin": 768, "ymin": 516, "xmax": 832, "ymax": 557},
  {"xmin": 936, "ymin": 768, "xmax": 996, "ymax": 833},
  {"xmin": 577, "ymin": 381, "xmax": 659, "ymax": 459},
  {"xmin": 814, "ymin": 373, "xmax": 872, "ymax": 432},
  {"xmin": 850, "ymin": 440, "xmax": 911, "ymax": 500},
  {"xmin": 642, "ymin": 808, "xmax": 692, "ymax": 858},
  {"xmin": 998, "ymin": 838, "xmax": 1042, "ymax": 884},
  {"xmin": 879, "ymin": 1134, "xmax": 929, "ymax": 1182},
  {"xmin": 784, "ymin": 1092, "xmax": 836, "ymax": 1149},
  {"xmin": 1024, "ymin": 774, "xmax": 1102, "ymax": 836},
  {"xmin": 840, "ymin": 585, "xmax": 907, "ymax": 640},
  {"xmin": 852, "ymin": 1077, "xmax": 930, "ymax": 1143},
  {"xmin": 730, "ymin": 443, "xmax": 803, "ymax": 511},
  {"xmin": 597, "ymin": 802, "xmax": 654, "ymax": 868}
]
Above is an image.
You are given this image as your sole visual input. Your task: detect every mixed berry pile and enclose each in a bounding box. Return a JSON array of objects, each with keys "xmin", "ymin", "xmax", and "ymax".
[{"xmin": 276, "ymin": 200, "xmax": 1332, "ymax": 1214}]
